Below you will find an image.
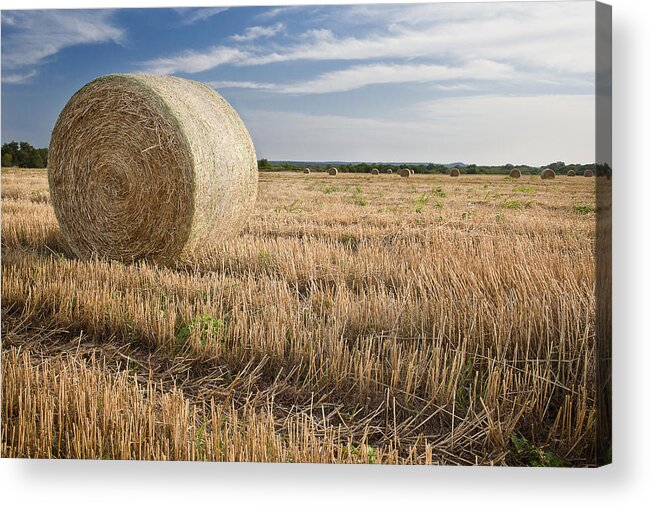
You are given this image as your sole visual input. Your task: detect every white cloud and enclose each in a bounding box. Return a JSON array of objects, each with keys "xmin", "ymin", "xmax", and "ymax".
[
  {"xmin": 241, "ymin": 94, "xmax": 594, "ymax": 165},
  {"xmin": 140, "ymin": 46, "xmax": 247, "ymax": 75},
  {"xmin": 174, "ymin": 7, "xmax": 229, "ymax": 25},
  {"xmin": 230, "ymin": 23, "xmax": 284, "ymax": 42},
  {"xmin": 1, "ymin": 10, "xmax": 123, "ymax": 71},
  {"xmin": 139, "ymin": 1, "xmax": 594, "ymax": 79},
  {"xmin": 209, "ymin": 80, "xmax": 276, "ymax": 90},
  {"xmin": 2, "ymin": 70, "xmax": 38, "ymax": 84}
]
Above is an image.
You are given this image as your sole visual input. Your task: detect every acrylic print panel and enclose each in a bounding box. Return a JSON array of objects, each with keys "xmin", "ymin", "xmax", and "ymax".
[{"xmin": 1, "ymin": 1, "xmax": 611, "ymax": 466}]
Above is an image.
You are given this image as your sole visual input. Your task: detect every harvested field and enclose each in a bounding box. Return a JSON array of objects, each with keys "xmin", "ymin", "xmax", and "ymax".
[{"xmin": 1, "ymin": 168, "xmax": 597, "ymax": 465}]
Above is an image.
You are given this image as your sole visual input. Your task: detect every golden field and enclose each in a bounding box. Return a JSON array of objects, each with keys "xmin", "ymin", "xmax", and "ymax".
[{"xmin": 1, "ymin": 168, "xmax": 597, "ymax": 465}]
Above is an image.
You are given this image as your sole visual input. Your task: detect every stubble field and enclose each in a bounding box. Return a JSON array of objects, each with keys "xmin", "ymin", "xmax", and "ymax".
[{"xmin": 1, "ymin": 168, "xmax": 597, "ymax": 465}]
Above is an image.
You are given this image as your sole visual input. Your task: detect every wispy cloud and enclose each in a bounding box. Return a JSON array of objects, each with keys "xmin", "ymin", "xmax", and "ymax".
[
  {"xmin": 140, "ymin": 46, "xmax": 247, "ymax": 75},
  {"xmin": 1, "ymin": 70, "xmax": 38, "ymax": 84},
  {"xmin": 1, "ymin": 10, "xmax": 123, "ymax": 83},
  {"xmin": 213, "ymin": 60, "xmax": 515, "ymax": 94},
  {"xmin": 230, "ymin": 23, "xmax": 284, "ymax": 42},
  {"xmin": 174, "ymin": 7, "xmax": 229, "ymax": 25}
]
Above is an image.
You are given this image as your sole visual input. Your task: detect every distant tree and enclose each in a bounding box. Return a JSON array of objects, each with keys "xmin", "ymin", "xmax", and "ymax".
[
  {"xmin": 2, "ymin": 152, "xmax": 13, "ymax": 167},
  {"xmin": 257, "ymin": 158, "xmax": 271, "ymax": 170}
]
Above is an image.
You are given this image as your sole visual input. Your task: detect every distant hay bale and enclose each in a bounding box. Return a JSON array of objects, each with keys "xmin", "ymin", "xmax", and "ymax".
[
  {"xmin": 371, "ymin": 168, "xmax": 379, "ymax": 175},
  {"xmin": 540, "ymin": 168, "xmax": 556, "ymax": 180},
  {"xmin": 567, "ymin": 170, "xmax": 576, "ymax": 176},
  {"xmin": 48, "ymin": 74, "xmax": 258, "ymax": 263},
  {"xmin": 584, "ymin": 169, "xmax": 594, "ymax": 177},
  {"xmin": 509, "ymin": 169, "xmax": 521, "ymax": 178},
  {"xmin": 303, "ymin": 168, "xmax": 311, "ymax": 174},
  {"xmin": 410, "ymin": 169, "xmax": 415, "ymax": 175},
  {"xmin": 450, "ymin": 168, "xmax": 460, "ymax": 177},
  {"xmin": 386, "ymin": 168, "xmax": 393, "ymax": 174},
  {"xmin": 398, "ymin": 168, "xmax": 411, "ymax": 178},
  {"xmin": 328, "ymin": 167, "xmax": 338, "ymax": 176}
]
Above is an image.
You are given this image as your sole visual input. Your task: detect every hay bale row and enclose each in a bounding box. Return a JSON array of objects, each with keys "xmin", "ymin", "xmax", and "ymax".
[
  {"xmin": 48, "ymin": 74, "xmax": 258, "ymax": 263},
  {"xmin": 540, "ymin": 168, "xmax": 556, "ymax": 179}
]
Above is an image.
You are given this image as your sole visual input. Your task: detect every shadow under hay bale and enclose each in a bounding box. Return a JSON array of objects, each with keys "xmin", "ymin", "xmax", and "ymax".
[{"xmin": 48, "ymin": 73, "xmax": 258, "ymax": 264}]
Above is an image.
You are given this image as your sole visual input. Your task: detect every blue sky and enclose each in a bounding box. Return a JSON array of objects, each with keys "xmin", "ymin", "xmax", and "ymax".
[{"xmin": 1, "ymin": 2, "xmax": 596, "ymax": 164}]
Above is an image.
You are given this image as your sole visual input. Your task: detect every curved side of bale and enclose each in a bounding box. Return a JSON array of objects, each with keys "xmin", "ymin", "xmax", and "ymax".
[
  {"xmin": 509, "ymin": 169, "xmax": 521, "ymax": 178},
  {"xmin": 303, "ymin": 168, "xmax": 311, "ymax": 174},
  {"xmin": 409, "ymin": 169, "xmax": 415, "ymax": 175},
  {"xmin": 48, "ymin": 73, "xmax": 258, "ymax": 263},
  {"xmin": 386, "ymin": 168, "xmax": 393, "ymax": 174},
  {"xmin": 584, "ymin": 170, "xmax": 594, "ymax": 177},
  {"xmin": 398, "ymin": 168, "xmax": 411, "ymax": 178},
  {"xmin": 567, "ymin": 170, "xmax": 576, "ymax": 176},
  {"xmin": 371, "ymin": 168, "xmax": 379, "ymax": 175},
  {"xmin": 450, "ymin": 168, "xmax": 460, "ymax": 177},
  {"xmin": 540, "ymin": 168, "xmax": 556, "ymax": 180},
  {"xmin": 328, "ymin": 167, "xmax": 338, "ymax": 176}
]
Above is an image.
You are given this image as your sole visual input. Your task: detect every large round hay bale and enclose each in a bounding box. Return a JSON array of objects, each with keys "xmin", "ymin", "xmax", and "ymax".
[
  {"xmin": 48, "ymin": 74, "xmax": 258, "ymax": 263},
  {"xmin": 303, "ymin": 168, "xmax": 311, "ymax": 174},
  {"xmin": 386, "ymin": 168, "xmax": 393, "ymax": 174},
  {"xmin": 398, "ymin": 168, "xmax": 411, "ymax": 178},
  {"xmin": 584, "ymin": 169, "xmax": 594, "ymax": 177},
  {"xmin": 540, "ymin": 168, "xmax": 556, "ymax": 180},
  {"xmin": 371, "ymin": 168, "xmax": 379, "ymax": 175},
  {"xmin": 567, "ymin": 170, "xmax": 576, "ymax": 176},
  {"xmin": 450, "ymin": 168, "xmax": 460, "ymax": 177},
  {"xmin": 509, "ymin": 169, "xmax": 521, "ymax": 178},
  {"xmin": 328, "ymin": 167, "xmax": 338, "ymax": 176}
]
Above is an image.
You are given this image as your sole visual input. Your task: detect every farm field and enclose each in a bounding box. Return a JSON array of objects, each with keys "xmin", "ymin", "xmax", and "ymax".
[{"xmin": 1, "ymin": 168, "xmax": 597, "ymax": 465}]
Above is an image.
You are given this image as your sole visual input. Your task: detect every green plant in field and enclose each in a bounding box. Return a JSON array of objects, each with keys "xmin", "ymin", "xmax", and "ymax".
[
  {"xmin": 353, "ymin": 197, "xmax": 368, "ymax": 206},
  {"xmin": 573, "ymin": 204, "xmax": 594, "ymax": 215},
  {"xmin": 322, "ymin": 186, "xmax": 337, "ymax": 194},
  {"xmin": 276, "ymin": 200, "xmax": 302, "ymax": 213},
  {"xmin": 352, "ymin": 185, "xmax": 363, "ymax": 195},
  {"xmin": 495, "ymin": 213, "xmax": 503, "ymax": 222},
  {"xmin": 259, "ymin": 250, "xmax": 274, "ymax": 268},
  {"xmin": 431, "ymin": 186, "xmax": 447, "ymax": 198},
  {"xmin": 175, "ymin": 314, "xmax": 226, "ymax": 352},
  {"xmin": 346, "ymin": 444, "xmax": 377, "ymax": 463},
  {"xmin": 340, "ymin": 233, "xmax": 359, "ymax": 250},
  {"xmin": 461, "ymin": 211, "xmax": 471, "ymax": 220},
  {"xmin": 415, "ymin": 192, "xmax": 431, "ymax": 213},
  {"xmin": 502, "ymin": 200, "xmax": 523, "ymax": 210},
  {"xmin": 510, "ymin": 433, "xmax": 568, "ymax": 467},
  {"xmin": 514, "ymin": 186, "xmax": 535, "ymax": 193}
]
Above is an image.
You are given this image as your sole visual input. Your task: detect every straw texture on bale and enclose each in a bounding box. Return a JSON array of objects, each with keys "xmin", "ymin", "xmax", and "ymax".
[
  {"xmin": 371, "ymin": 168, "xmax": 379, "ymax": 175},
  {"xmin": 567, "ymin": 170, "xmax": 576, "ymax": 176},
  {"xmin": 509, "ymin": 169, "xmax": 521, "ymax": 178},
  {"xmin": 48, "ymin": 74, "xmax": 258, "ymax": 263},
  {"xmin": 584, "ymin": 170, "xmax": 594, "ymax": 177},
  {"xmin": 450, "ymin": 168, "xmax": 460, "ymax": 177},
  {"xmin": 540, "ymin": 168, "xmax": 556, "ymax": 180},
  {"xmin": 328, "ymin": 167, "xmax": 338, "ymax": 176},
  {"xmin": 398, "ymin": 168, "xmax": 411, "ymax": 178},
  {"xmin": 303, "ymin": 168, "xmax": 311, "ymax": 174}
]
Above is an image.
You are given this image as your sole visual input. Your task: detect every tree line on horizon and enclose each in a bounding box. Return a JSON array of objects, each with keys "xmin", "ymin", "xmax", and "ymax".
[
  {"xmin": 258, "ymin": 158, "xmax": 598, "ymax": 176},
  {"xmin": 2, "ymin": 141, "xmax": 48, "ymax": 168}
]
